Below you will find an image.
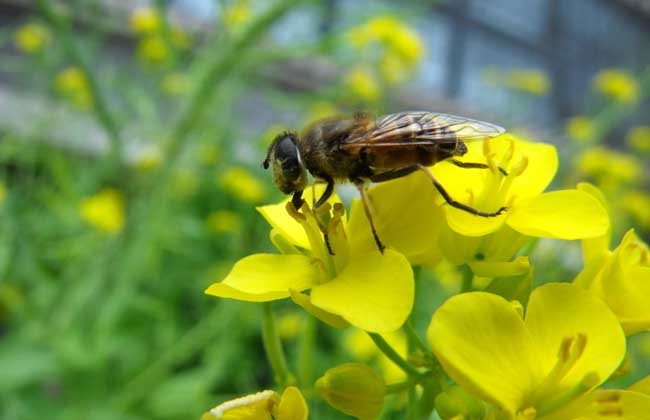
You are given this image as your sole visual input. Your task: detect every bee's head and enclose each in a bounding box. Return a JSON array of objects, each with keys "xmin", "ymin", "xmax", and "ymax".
[{"xmin": 263, "ymin": 132, "xmax": 308, "ymax": 194}]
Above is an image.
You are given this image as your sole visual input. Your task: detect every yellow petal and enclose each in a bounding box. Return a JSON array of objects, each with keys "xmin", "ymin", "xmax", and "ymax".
[
  {"xmin": 276, "ymin": 386, "xmax": 308, "ymax": 420},
  {"xmin": 427, "ymin": 292, "xmax": 542, "ymax": 414},
  {"xmin": 507, "ymin": 140, "xmax": 558, "ymax": 200},
  {"xmin": 310, "ymin": 250, "xmax": 413, "ymax": 333},
  {"xmin": 444, "ymin": 206, "xmax": 506, "ymax": 237},
  {"xmin": 348, "ymin": 171, "xmax": 443, "ymax": 265},
  {"xmin": 257, "ymin": 185, "xmax": 341, "ymax": 250},
  {"xmin": 629, "ymin": 377, "xmax": 650, "ymax": 395},
  {"xmin": 601, "ymin": 265, "xmax": 650, "ymax": 336},
  {"xmin": 289, "ymin": 290, "xmax": 349, "ymax": 329},
  {"xmin": 577, "ymin": 182, "xmax": 611, "ymax": 264},
  {"xmin": 541, "ymin": 390, "xmax": 650, "ymax": 420},
  {"xmin": 507, "ymin": 190, "xmax": 609, "ymax": 239},
  {"xmin": 205, "ymin": 254, "xmax": 322, "ymax": 302},
  {"xmin": 524, "ymin": 283, "xmax": 625, "ymax": 392}
]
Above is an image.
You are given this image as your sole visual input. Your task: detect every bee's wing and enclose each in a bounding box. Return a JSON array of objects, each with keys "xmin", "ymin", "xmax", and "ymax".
[{"xmin": 342, "ymin": 111, "xmax": 505, "ymax": 149}]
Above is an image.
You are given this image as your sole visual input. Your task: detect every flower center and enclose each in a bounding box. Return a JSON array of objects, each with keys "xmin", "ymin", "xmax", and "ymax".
[{"xmin": 527, "ymin": 333, "xmax": 600, "ymax": 417}]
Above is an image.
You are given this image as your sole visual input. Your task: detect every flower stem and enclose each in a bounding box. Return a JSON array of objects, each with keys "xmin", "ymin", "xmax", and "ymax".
[
  {"xmin": 298, "ymin": 315, "xmax": 316, "ymax": 387},
  {"xmin": 262, "ymin": 303, "xmax": 293, "ymax": 387},
  {"xmin": 367, "ymin": 332, "xmax": 421, "ymax": 378},
  {"xmin": 403, "ymin": 320, "xmax": 433, "ymax": 360},
  {"xmin": 460, "ymin": 264, "xmax": 474, "ymax": 292}
]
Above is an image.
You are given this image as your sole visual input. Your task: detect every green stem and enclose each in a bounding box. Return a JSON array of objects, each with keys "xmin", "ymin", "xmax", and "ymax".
[
  {"xmin": 367, "ymin": 333, "xmax": 421, "ymax": 378},
  {"xmin": 36, "ymin": 0, "xmax": 122, "ymax": 162},
  {"xmin": 403, "ymin": 321, "xmax": 433, "ymax": 360},
  {"xmin": 166, "ymin": 0, "xmax": 300, "ymax": 159},
  {"xmin": 460, "ymin": 264, "xmax": 473, "ymax": 292},
  {"xmin": 262, "ymin": 303, "xmax": 293, "ymax": 387},
  {"xmin": 297, "ymin": 315, "xmax": 316, "ymax": 387}
]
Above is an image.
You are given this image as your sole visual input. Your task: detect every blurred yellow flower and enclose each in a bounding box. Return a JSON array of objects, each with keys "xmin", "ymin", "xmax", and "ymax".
[
  {"xmin": 14, "ymin": 22, "xmax": 50, "ymax": 53},
  {"xmin": 206, "ymin": 210, "xmax": 242, "ymax": 235},
  {"xmin": 161, "ymin": 72, "xmax": 190, "ymax": 96},
  {"xmin": 222, "ymin": 0, "xmax": 251, "ymax": 31},
  {"xmin": 129, "ymin": 8, "xmax": 161, "ymax": 34},
  {"xmin": 80, "ymin": 188, "xmax": 125, "ymax": 234},
  {"xmin": 593, "ymin": 69, "xmax": 640, "ymax": 104},
  {"xmin": 484, "ymin": 67, "xmax": 551, "ymax": 96},
  {"xmin": 277, "ymin": 312, "xmax": 303, "ymax": 339},
  {"xmin": 627, "ymin": 126, "xmax": 650, "ymax": 152},
  {"xmin": 202, "ymin": 387, "xmax": 308, "ymax": 420},
  {"xmin": 345, "ymin": 68, "xmax": 380, "ymax": 102},
  {"xmin": 623, "ymin": 191, "xmax": 650, "ymax": 228},
  {"xmin": 565, "ymin": 116, "xmax": 596, "ymax": 143},
  {"xmin": 137, "ymin": 35, "xmax": 170, "ymax": 65},
  {"xmin": 55, "ymin": 67, "xmax": 92, "ymax": 109},
  {"xmin": 348, "ymin": 16, "xmax": 424, "ymax": 84},
  {"xmin": 575, "ymin": 146, "xmax": 641, "ymax": 190},
  {"xmin": 220, "ymin": 166, "xmax": 266, "ymax": 203},
  {"xmin": 305, "ymin": 101, "xmax": 339, "ymax": 122}
]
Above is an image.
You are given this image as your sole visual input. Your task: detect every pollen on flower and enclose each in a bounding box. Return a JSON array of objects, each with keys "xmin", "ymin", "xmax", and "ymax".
[
  {"xmin": 208, "ymin": 390, "xmax": 276, "ymax": 418},
  {"xmin": 595, "ymin": 390, "xmax": 623, "ymax": 416}
]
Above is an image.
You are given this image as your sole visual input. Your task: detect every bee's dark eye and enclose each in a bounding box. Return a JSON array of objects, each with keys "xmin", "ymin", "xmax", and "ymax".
[{"xmin": 274, "ymin": 135, "xmax": 300, "ymax": 171}]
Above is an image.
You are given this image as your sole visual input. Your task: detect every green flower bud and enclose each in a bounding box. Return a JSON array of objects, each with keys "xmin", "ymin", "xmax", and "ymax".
[
  {"xmin": 315, "ymin": 363, "xmax": 385, "ymax": 420},
  {"xmin": 435, "ymin": 385, "xmax": 486, "ymax": 420}
]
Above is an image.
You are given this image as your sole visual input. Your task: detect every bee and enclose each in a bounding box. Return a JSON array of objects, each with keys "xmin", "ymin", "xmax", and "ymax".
[{"xmin": 263, "ymin": 111, "xmax": 507, "ymax": 252}]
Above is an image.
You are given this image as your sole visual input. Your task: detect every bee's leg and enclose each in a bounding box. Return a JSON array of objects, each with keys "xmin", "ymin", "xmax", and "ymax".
[
  {"xmin": 314, "ymin": 177, "xmax": 335, "ymax": 209},
  {"xmin": 448, "ymin": 159, "xmax": 508, "ymax": 176},
  {"xmin": 417, "ymin": 164, "xmax": 507, "ymax": 217},
  {"xmin": 291, "ymin": 190, "xmax": 304, "ymax": 209},
  {"xmin": 353, "ymin": 180, "xmax": 386, "ymax": 253}
]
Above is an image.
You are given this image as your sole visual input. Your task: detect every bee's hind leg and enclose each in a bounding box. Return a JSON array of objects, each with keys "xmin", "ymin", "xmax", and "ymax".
[
  {"xmin": 416, "ymin": 164, "xmax": 507, "ymax": 217},
  {"xmin": 352, "ymin": 180, "xmax": 386, "ymax": 254}
]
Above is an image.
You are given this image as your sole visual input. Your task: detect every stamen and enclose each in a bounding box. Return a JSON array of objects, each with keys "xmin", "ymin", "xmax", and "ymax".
[
  {"xmin": 510, "ymin": 156, "xmax": 529, "ymax": 177},
  {"xmin": 596, "ymin": 390, "xmax": 623, "ymax": 417},
  {"xmin": 518, "ymin": 406, "xmax": 537, "ymax": 420},
  {"xmin": 483, "ymin": 139, "xmax": 499, "ymax": 175},
  {"xmin": 502, "ymin": 137, "xmax": 515, "ymax": 168}
]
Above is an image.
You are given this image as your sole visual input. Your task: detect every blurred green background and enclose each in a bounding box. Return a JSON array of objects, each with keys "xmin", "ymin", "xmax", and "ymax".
[{"xmin": 0, "ymin": 0, "xmax": 649, "ymax": 418}]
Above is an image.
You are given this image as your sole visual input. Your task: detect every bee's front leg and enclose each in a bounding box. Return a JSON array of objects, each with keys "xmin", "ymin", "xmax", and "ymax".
[{"xmin": 291, "ymin": 190, "xmax": 304, "ymax": 209}]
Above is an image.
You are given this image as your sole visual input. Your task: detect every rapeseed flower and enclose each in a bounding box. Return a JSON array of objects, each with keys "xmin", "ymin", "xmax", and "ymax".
[
  {"xmin": 627, "ymin": 126, "xmax": 650, "ymax": 153},
  {"xmin": 345, "ymin": 67, "xmax": 381, "ymax": 102},
  {"xmin": 222, "ymin": 0, "xmax": 251, "ymax": 31},
  {"xmin": 574, "ymin": 184, "xmax": 650, "ymax": 335},
  {"xmin": 14, "ymin": 22, "xmax": 50, "ymax": 53},
  {"xmin": 219, "ymin": 166, "xmax": 266, "ymax": 203},
  {"xmin": 205, "ymin": 188, "xmax": 414, "ymax": 333},
  {"xmin": 575, "ymin": 147, "xmax": 641, "ymax": 191},
  {"xmin": 368, "ymin": 134, "xmax": 609, "ymax": 267},
  {"xmin": 55, "ymin": 67, "xmax": 92, "ymax": 109},
  {"xmin": 79, "ymin": 188, "xmax": 125, "ymax": 234},
  {"xmin": 484, "ymin": 68, "xmax": 550, "ymax": 96},
  {"xmin": 202, "ymin": 386, "xmax": 307, "ymax": 420},
  {"xmin": 428, "ymin": 282, "xmax": 634, "ymax": 418},
  {"xmin": 565, "ymin": 116, "xmax": 596, "ymax": 144},
  {"xmin": 593, "ymin": 69, "xmax": 640, "ymax": 104},
  {"xmin": 622, "ymin": 191, "xmax": 650, "ymax": 229},
  {"xmin": 206, "ymin": 210, "xmax": 242, "ymax": 235},
  {"xmin": 129, "ymin": 8, "xmax": 161, "ymax": 34},
  {"xmin": 137, "ymin": 35, "xmax": 170, "ymax": 65}
]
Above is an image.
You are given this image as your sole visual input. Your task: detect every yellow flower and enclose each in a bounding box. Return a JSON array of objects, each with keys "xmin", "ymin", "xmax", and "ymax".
[
  {"xmin": 627, "ymin": 126, "xmax": 650, "ymax": 153},
  {"xmin": 129, "ymin": 8, "xmax": 161, "ymax": 34},
  {"xmin": 14, "ymin": 23, "xmax": 50, "ymax": 53},
  {"xmin": 137, "ymin": 35, "xmax": 170, "ymax": 64},
  {"xmin": 575, "ymin": 147, "xmax": 641, "ymax": 191},
  {"xmin": 0, "ymin": 182, "xmax": 7, "ymax": 206},
  {"xmin": 205, "ymin": 187, "xmax": 414, "ymax": 333},
  {"xmin": 206, "ymin": 210, "xmax": 242, "ymax": 235},
  {"xmin": 373, "ymin": 134, "xmax": 609, "ymax": 266},
  {"xmin": 202, "ymin": 386, "xmax": 307, "ymax": 420},
  {"xmin": 55, "ymin": 67, "xmax": 92, "ymax": 109},
  {"xmin": 428, "ymin": 282, "xmax": 628, "ymax": 418},
  {"xmin": 345, "ymin": 68, "xmax": 381, "ymax": 102},
  {"xmin": 574, "ymin": 185, "xmax": 650, "ymax": 335},
  {"xmin": 161, "ymin": 72, "xmax": 190, "ymax": 96},
  {"xmin": 316, "ymin": 363, "xmax": 385, "ymax": 420},
  {"xmin": 220, "ymin": 167, "xmax": 266, "ymax": 204},
  {"xmin": 483, "ymin": 68, "xmax": 550, "ymax": 96},
  {"xmin": 222, "ymin": 0, "xmax": 251, "ymax": 31},
  {"xmin": 593, "ymin": 69, "xmax": 640, "ymax": 104},
  {"xmin": 565, "ymin": 116, "xmax": 596, "ymax": 144},
  {"xmin": 79, "ymin": 188, "xmax": 125, "ymax": 234},
  {"xmin": 622, "ymin": 191, "xmax": 650, "ymax": 228}
]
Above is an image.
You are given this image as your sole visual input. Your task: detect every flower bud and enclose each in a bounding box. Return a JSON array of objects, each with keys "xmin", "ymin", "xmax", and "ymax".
[
  {"xmin": 434, "ymin": 385, "xmax": 485, "ymax": 420},
  {"xmin": 315, "ymin": 363, "xmax": 385, "ymax": 420}
]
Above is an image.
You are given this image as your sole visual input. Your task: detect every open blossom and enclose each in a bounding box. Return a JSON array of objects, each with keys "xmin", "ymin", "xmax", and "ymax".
[
  {"xmin": 427, "ymin": 282, "xmax": 650, "ymax": 419},
  {"xmin": 202, "ymin": 386, "xmax": 307, "ymax": 420},
  {"xmin": 205, "ymin": 187, "xmax": 414, "ymax": 333}
]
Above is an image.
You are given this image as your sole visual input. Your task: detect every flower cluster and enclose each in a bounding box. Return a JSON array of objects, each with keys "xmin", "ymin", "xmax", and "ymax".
[{"xmin": 203, "ymin": 132, "xmax": 649, "ymax": 418}]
